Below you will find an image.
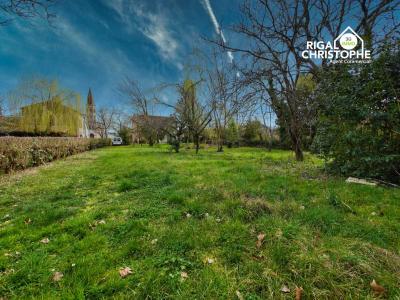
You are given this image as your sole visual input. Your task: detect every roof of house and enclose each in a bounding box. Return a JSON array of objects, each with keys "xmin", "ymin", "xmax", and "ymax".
[{"xmin": 131, "ymin": 115, "xmax": 173, "ymax": 130}]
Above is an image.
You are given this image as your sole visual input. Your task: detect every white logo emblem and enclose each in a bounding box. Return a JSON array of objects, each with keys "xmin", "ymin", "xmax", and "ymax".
[
  {"xmin": 335, "ymin": 27, "xmax": 363, "ymax": 51},
  {"xmin": 301, "ymin": 26, "xmax": 371, "ymax": 63}
]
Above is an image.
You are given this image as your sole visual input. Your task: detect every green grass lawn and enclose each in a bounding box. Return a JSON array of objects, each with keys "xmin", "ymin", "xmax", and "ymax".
[{"xmin": 0, "ymin": 145, "xmax": 399, "ymax": 299}]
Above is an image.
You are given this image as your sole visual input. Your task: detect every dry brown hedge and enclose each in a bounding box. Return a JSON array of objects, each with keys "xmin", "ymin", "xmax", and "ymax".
[{"xmin": 0, "ymin": 137, "xmax": 111, "ymax": 173}]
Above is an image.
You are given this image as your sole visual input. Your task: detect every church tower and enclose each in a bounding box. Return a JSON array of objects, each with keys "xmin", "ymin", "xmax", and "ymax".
[{"xmin": 86, "ymin": 88, "xmax": 96, "ymax": 130}]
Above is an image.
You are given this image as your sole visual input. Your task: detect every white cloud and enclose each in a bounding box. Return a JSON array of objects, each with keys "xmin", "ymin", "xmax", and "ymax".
[
  {"xmin": 55, "ymin": 17, "xmax": 133, "ymax": 74},
  {"xmin": 103, "ymin": 0, "xmax": 125, "ymax": 22},
  {"xmin": 134, "ymin": 7, "xmax": 179, "ymax": 62},
  {"xmin": 202, "ymin": 0, "xmax": 221, "ymax": 36},
  {"xmin": 103, "ymin": 0, "xmax": 181, "ymax": 69},
  {"xmin": 201, "ymin": 0, "xmax": 233, "ymax": 63}
]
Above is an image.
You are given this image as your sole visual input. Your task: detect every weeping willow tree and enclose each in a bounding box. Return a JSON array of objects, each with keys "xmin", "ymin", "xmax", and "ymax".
[{"xmin": 8, "ymin": 77, "xmax": 83, "ymax": 136}]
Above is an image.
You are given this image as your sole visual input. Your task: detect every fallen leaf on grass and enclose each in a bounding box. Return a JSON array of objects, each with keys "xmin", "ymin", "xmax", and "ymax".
[
  {"xmin": 275, "ymin": 229, "xmax": 283, "ymax": 238},
  {"xmin": 52, "ymin": 271, "xmax": 63, "ymax": 282},
  {"xmin": 4, "ymin": 251, "xmax": 20, "ymax": 257},
  {"xmin": 1, "ymin": 268, "xmax": 15, "ymax": 275},
  {"xmin": 180, "ymin": 271, "xmax": 188, "ymax": 281},
  {"xmin": 24, "ymin": 218, "xmax": 32, "ymax": 224},
  {"xmin": 370, "ymin": 279, "xmax": 385, "ymax": 295},
  {"xmin": 280, "ymin": 285, "xmax": 290, "ymax": 293},
  {"xmin": 0, "ymin": 220, "xmax": 11, "ymax": 227},
  {"xmin": 235, "ymin": 290, "xmax": 244, "ymax": 300},
  {"xmin": 295, "ymin": 286, "xmax": 303, "ymax": 300},
  {"xmin": 205, "ymin": 257, "xmax": 215, "ymax": 264},
  {"xmin": 186, "ymin": 213, "xmax": 192, "ymax": 218},
  {"xmin": 40, "ymin": 238, "xmax": 50, "ymax": 244},
  {"xmin": 119, "ymin": 267, "xmax": 133, "ymax": 278},
  {"xmin": 151, "ymin": 239, "xmax": 158, "ymax": 245},
  {"xmin": 256, "ymin": 233, "xmax": 266, "ymax": 248},
  {"xmin": 89, "ymin": 219, "xmax": 106, "ymax": 230},
  {"xmin": 251, "ymin": 254, "xmax": 264, "ymax": 261}
]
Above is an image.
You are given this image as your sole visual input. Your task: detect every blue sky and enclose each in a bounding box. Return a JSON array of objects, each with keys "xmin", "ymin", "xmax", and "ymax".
[{"xmin": 0, "ymin": 0, "xmax": 241, "ymax": 113}]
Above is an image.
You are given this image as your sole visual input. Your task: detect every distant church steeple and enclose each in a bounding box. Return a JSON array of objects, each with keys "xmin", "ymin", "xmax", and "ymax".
[{"xmin": 87, "ymin": 88, "xmax": 96, "ymax": 130}]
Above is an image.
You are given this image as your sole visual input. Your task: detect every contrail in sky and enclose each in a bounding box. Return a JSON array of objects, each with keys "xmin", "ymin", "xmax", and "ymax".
[{"xmin": 202, "ymin": 0, "xmax": 234, "ymax": 63}]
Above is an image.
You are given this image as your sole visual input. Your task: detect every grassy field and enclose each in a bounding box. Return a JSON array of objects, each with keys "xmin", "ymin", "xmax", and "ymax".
[{"xmin": 0, "ymin": 145, "xmax": 399, "ymax": 299}]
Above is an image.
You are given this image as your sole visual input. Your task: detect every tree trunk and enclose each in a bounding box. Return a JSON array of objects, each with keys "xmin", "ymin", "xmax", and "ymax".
[
  {"xmin": 289, "ymin": 129, "xmax": 303, "ymax": 161},
  {"xmin": 174, "ymin": 138, "xmax": 180, "ymax": 153},
  {"xmin": 194, "ymin": 135, "xmax": 200, "ymax": 154},
  {"xmin": 294, "ymin": 143, "xmax": 303, "ymax": 161},
  {"xmin": 267, "ymin": 128, "xmax": 273, "ymax": 152},
  {"xmin": 267, "ymin": 139, "xmax": 272, "ymax": 152},
  {"xmin": 217, "ymin": 135, "xmax": 223, "ymax": 152}
]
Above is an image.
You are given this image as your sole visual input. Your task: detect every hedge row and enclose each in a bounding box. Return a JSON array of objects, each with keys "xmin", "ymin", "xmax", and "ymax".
[{"xmin": 0, "ymin": 137, "xmax": 111, "ymax": 173}]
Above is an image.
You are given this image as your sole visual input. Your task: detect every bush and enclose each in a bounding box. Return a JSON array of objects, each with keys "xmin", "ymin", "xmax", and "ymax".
[
  {"xmin": 118, "ymin": 127, "xmax": 132, "ymax": 145},
  {"xmin": 312, "ymin": 47, "xmax": 400, "ymax": 183},
  {"xmin": 0, "ymin": 137, "xmax": 111, "ymax": 173}
]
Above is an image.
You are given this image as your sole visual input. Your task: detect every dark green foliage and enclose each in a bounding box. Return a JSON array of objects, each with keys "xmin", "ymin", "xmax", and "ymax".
[
  {"xmin": 241, "ymin": 120, "xmax": 264, "ymax": 146},
  {"xmin": 225, "ymin": 119, "xmax": 239, "ymax": 148},
  {"xmin": 168, "ymin": 135, "xmax": 181, "ymax": 153},
  {"xmin": 117, "ymin": 126, "xmax": 131, "ymax": 145},
  {"xmin": 313, "ymin": 48, "xmax": 400, "ymax": 183}
]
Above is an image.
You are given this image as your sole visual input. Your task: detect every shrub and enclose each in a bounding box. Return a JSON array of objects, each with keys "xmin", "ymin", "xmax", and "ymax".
[
  {"xmin": 0, "ymin": 137, "xmax": 111, "ymax": 173},
  {"xmin": 118, "ymin": 127, "xmax": 132, "ymax": 145},
  {"xmin": 312, "ymin": 47, "xmax": 400, "ymax": 183}
]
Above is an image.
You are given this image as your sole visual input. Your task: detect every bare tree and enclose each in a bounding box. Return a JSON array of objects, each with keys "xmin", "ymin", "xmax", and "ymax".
[
  {"xmin": 154, "ymin": 85, "xmax": 187, "ymax": 153},
  {"xmin": 212, "ymin": 0, "xmax": 400, "ymax": 160},
  {"xmin": 96, "ymin": 107, "xmax": 115, "ymax": 138},
  {"xmin": 0, "ymin": 0, "xmax": 57, "ymax": 25},
  {"xmin": 119, "ymin": 77, "xmax": 160, "ymax": 145},
  {"xmin": 203, "ymin": 51, "xmax": 245, "ymax": 152},
  {"xmin": 178, "ymin": 79, "xmax": 213, "ymax": 153},
  {"xmin": 113, "ymin": 109, "xmax": 130, "ymax": 132},
  {"xmin": 259, "ymin": 97, "xmax": 274, "ymax": 151},
  {"xmin": 119, "ymin": 77, "xmax": 152, "ymax": 116},
  {"xmin": 156, "ymin": 79, "xmax": 213, "ymax": 153}
]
